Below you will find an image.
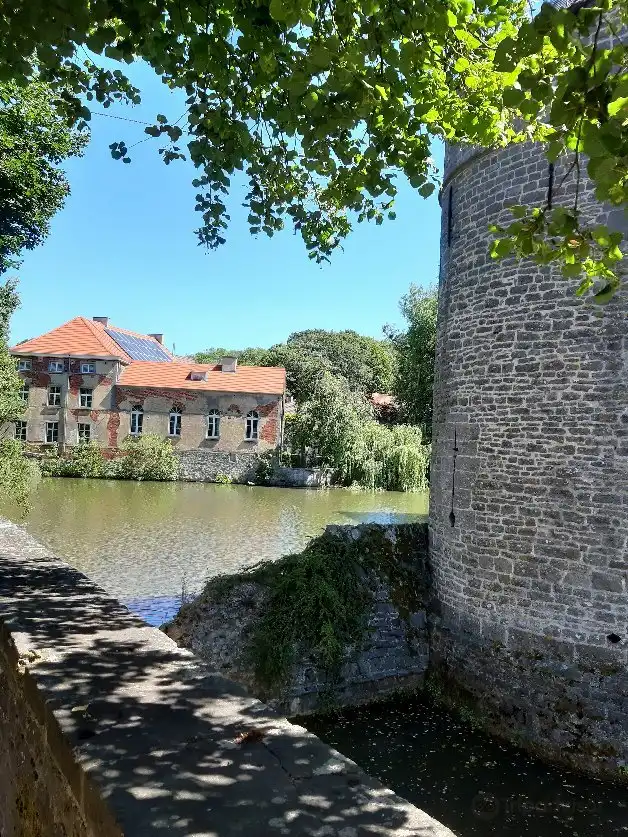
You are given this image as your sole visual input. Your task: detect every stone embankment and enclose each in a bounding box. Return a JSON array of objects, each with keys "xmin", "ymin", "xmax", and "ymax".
[
  {"xmin": 0, "ymin": 518, "xmax": 453, "ymax": 837},
  {"xmin": 165, "ymin": 523, "xmax": 431, "ymax": 715}
]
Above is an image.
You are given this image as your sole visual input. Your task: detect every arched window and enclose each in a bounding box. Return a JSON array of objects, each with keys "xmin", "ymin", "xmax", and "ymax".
[
  {"xmin": 169, "ymin": 406, "xmax": 182, "ymax": 437},
  {"xmin": 130, "ymin": 405, "xmax": 143, "ymax": 435},
  {"xmin": 207, "ymin": 409, "xmax": 220, "ymax": 439},
  {"xmin": 246, "ymin": 410, "xmax": 259, "ymax": 441}
]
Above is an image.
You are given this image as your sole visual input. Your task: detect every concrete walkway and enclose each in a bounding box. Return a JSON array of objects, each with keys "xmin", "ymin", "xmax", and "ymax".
[{"xmin": 0, "ymin": 518, "xmax": 454, "ymax": 837}]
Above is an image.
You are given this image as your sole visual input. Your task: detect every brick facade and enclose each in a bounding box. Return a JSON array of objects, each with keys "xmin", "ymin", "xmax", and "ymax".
[{"xmin": 4, "ymin": 358, "xmax": 283, "ymax": 455}]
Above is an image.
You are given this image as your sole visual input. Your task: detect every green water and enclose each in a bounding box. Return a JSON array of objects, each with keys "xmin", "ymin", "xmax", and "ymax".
[{"xmin": 2, "ymin": 478, "xmax": 427, "ymax": 621}]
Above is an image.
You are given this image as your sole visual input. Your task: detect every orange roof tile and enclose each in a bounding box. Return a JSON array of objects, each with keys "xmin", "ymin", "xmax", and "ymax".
[
  {"xmin": 10, "ymin": 317, "xmax": 132, "ymax": 360},
  {"xmin": 118, "ymin": 361, "xmax": 286, "ymax": 395},
  {"xmin": 9, "ymin": 317, "xmax": 173, "ymax": 362}
]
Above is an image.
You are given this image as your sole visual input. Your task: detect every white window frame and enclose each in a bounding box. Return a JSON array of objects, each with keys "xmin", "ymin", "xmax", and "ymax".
[
  {"xmin": 45, "ymin": 421, "xmax": 59, "ymax": 444},
  {"xmin": 48, "ymin": 360, "xmax": 64, "ymax": 373},
  {"xmin": 77, "ymin": 423, "xmax": 91, "ymax": 443},
  {"xmin": 47, "ymin": 385, "xmax": 62, "ymax": 407},
  {"xmin": 79, "ymin": 387, "xmax": 93, "ymax": 408},
  {"xmin": 130, "ymin": 405, "xmax": 143, "ymax": 435},
  {"xmin": 14, "ymin": 421, "xmax": 27, "ymax": 442},
  {"xmin": 19, "ymin": 382, "xmax": 29, "ymax": 403},
  {"xmin": 169, "ymin": 406, "xmax": 182, "ymax": 437},
  {"xmin": 80, "ymin": 362, "xmax": 96, "ymax": 374},
  {"xmin": 17, "ymin": 359, "xmax": 31, "ymax": 371},
  {"xmin": 207, "ymin": 410, "xmax": 220, "ymax": 439},
  {"xmin": 245, "ymin": 410, "xmax": 259, "ymax": 441}
]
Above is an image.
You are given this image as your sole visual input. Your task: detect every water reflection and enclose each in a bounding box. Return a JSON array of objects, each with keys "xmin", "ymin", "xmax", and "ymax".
[
  {"xmin": 2, "ymin": 479, "xmax": 427, "ymax": 614},
  {"xmin": 306, "ymin": 697, "xmax": 628, "ymax": 837}
]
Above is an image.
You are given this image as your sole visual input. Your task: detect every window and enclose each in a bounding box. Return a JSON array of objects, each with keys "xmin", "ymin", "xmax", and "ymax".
[
  {"xmin": 17, "ymin": 359, "xmax": 31, "ymax": 371},
  {"xmin": 207, "ymin": 410, "xmax": 220, "ymax": 439},
  {"xmin": 79, "ymin": 388, "xmax": 93, "ymax": 408},
  {"xmin": 130, "ymin": 405, "xmax": 143, "ymax": 435},
  {"xmin": 81, "ymin": 362, "xmax": 96, "ymax": 374},
  {"xmin": 190, "ymin": 371, "xmax": 207, "ymax": 382},
  {"xmin": 19, "ymin": 383, "xmax": 29, "ymax": 403},
  {"xmin": 48, "ymin": 360, "xmax": 64, "ymax": 373},
  {"xmin": 169, "ymin": 406, "xmax": 182, "ymax": 437},
  {"xmin": 48, "ymin": 385, "xmax": 61, "ymax": 407},
  {"xmin": 14, "ymin": 421, "xmax": 26, "ymax": 442},
  {"xmin": 77, "ymin": 423, "xmax": 91, "ymax": 443},
  {"xmin": 45, "ymin": 421, "xmax": 59, "ymax": 444},
  {"xmin": 245, "ymin": 410, "xmax": 259, "ymax": 441}
]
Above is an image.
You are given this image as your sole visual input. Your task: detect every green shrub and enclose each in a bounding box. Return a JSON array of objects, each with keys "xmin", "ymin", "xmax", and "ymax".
[
  {"xmin": 118, "ymin": 433, "xmax": 179, "ymax": 481},
  {"xmin": 0, "ymin": 439, "xmax": 40, "ymax": 506},
  {"xmin": 254, "ymin": 452, "xmax": 275, "ymax": 485},
  {"xmin": 65, "ymin": 441, "xmax": 106, "ymax": 478},
  {"xmin": 214, "ymin": 472, "xmax": 232, "ymax": 485}
]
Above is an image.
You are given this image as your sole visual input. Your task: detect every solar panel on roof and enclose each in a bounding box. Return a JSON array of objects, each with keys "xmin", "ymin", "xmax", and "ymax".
[{"xmin": 105, "ymin": 329, "xmax": 172, "ymax": 362}]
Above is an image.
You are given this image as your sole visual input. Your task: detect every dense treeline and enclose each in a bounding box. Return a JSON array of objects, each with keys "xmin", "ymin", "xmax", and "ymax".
[{"xmin": 196, "ymin": 286, "xmax": 438, "ymax": 492}]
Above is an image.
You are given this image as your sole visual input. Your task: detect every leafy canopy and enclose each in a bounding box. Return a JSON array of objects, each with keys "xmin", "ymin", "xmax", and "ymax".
[
  {"xmin": 0, "ymin": 281, "xmax": 40, "ymax": 505},
  {"xmin": 194, "ymin": 328, "xmax": 396, "ymax": 401},
  {"xmin": 286, "ymin": 370, "xmax": 429, "ymax": 491},
  {"xmin": 385, "ymin": 285, "xmax": 438, "ymax": 436},
  {"xmin": 489, "ymin": 0, "xmax": 628, "ymax": 300},
  {"xmin": 0, "ymin": 81, "xmax": 86, "ymax": 274},
  {"xmin": 0, "ymin": 0, "xmax": 526, "ymax": 262}
]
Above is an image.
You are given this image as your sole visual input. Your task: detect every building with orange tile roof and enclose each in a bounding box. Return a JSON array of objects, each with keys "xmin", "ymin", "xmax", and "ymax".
[{"xmin": 6, "ymin": 316, "xmax": 286, "ymax": 478}]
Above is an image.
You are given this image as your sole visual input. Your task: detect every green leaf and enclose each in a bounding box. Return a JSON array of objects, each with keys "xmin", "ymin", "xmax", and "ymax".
[
  {"xmin": 446, "ymin": 10, "xmax": 457, "ymax": 27},
  {"xmin": 269, "ymin": 0, "xmax": 287, "ymax": 22},
  {"xmin": 593, "ymin": 283, "xmax": 616, "ymax": 304},
  {"xmin": 608, "ymin": 96, "xmax": 628, "ymax": 117},
  {"xmin": 454, "ymin": 57, "xmax": 469, "ymax": 73}
]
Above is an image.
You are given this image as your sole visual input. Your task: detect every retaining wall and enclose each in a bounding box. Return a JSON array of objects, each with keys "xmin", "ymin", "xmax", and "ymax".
[
  {"xmin": 0, "ymin": 518, "xmax": 453, "ymax": 837},
  {"xmin": 165, "ymin": 523, "xmax": 431, "ymax": 715}
]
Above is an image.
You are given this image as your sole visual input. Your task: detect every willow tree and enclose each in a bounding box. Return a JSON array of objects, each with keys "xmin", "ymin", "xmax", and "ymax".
[{"xmin": 1, "ymin": 1, "xmax": 626, "ymax": 295}]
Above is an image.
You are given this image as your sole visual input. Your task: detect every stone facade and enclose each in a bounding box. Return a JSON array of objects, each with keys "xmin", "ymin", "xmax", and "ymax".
[
  {"xmin": 165, "ymin": 523, "xmax": 430, "ymax": 716},
  {"xmin": 0, "ymin": 518, "xmax": 453, "ymax": 837},
  {"xmin": 430, "ymin": 132, "xmax": 628, "ymax": 775}
]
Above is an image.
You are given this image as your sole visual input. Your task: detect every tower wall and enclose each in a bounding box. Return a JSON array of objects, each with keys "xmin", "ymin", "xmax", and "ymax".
[{"xmin": 429, "ymin": 139, "xmax": 628, "ymax": 776}]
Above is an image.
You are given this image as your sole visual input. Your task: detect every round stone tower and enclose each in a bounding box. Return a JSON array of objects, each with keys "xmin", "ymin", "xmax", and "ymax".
[{"xmin": 430, "ymin": 134, "xmax": 628, "ymax": 775}]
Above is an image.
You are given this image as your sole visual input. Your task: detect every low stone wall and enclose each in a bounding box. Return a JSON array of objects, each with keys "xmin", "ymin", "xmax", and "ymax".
[
  {"xmin": 176, "ymin": 448, "xmax": 260, "ymax": 482},
  {"xmin": 271, "ymin": 466, "xmax": 332, "ymax": 488},
  {"xmin": 165, "ymin": 523, "xmax": 430, "ymax": 715},
  {"xmin": 0, "ymin": 518, "xmax": 454, "ymax": 837}
]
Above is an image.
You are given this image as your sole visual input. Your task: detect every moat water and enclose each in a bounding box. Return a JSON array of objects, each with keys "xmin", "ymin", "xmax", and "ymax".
[
  {"xmin": 3, "ymin": 479, "xmax": 627, "ymax": 836},
  {"xmin": 3, "ymin": 477, "xmax": 427, "ymax": 624}
]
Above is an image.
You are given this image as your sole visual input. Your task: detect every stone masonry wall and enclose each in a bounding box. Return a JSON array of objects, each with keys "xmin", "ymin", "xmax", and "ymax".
[
  {"xmin": 176, "ymin": 448, "xmax": 261, "ymax": 482},
  {"xmin": 430, "ymin": 128, "xmax": 628, "ymax": 777},
  {"xmin": 0, "ymin": 518, "xmax": 453, "ymax": 837},
  {"xmin": 165, "ymin": 523, "xmax": 430, "ymax": 716}
]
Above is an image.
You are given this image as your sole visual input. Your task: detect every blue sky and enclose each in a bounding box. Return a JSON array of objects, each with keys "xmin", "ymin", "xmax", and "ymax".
[{"xmin": 9, "ymin": 62, "xmax": 443, "ymax": 356}]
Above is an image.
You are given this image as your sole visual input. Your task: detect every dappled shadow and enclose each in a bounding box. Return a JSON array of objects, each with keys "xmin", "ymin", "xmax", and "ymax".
[{"xmin": 0, "ymin": 521, "xmax": 450, "ymax": 837}]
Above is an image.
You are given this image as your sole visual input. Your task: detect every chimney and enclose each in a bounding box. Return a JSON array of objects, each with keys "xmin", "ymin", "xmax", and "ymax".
[
  {"xmin": 221, "ymin": 355, "xmax": 238, "ymax": 373},
  {"xmin": 93, "ymin": 316, "xmax": 109, "ymax": 327},
  {"xmin": 149, "ymin": 333, "xmax": 164, "ymax": 344}
]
